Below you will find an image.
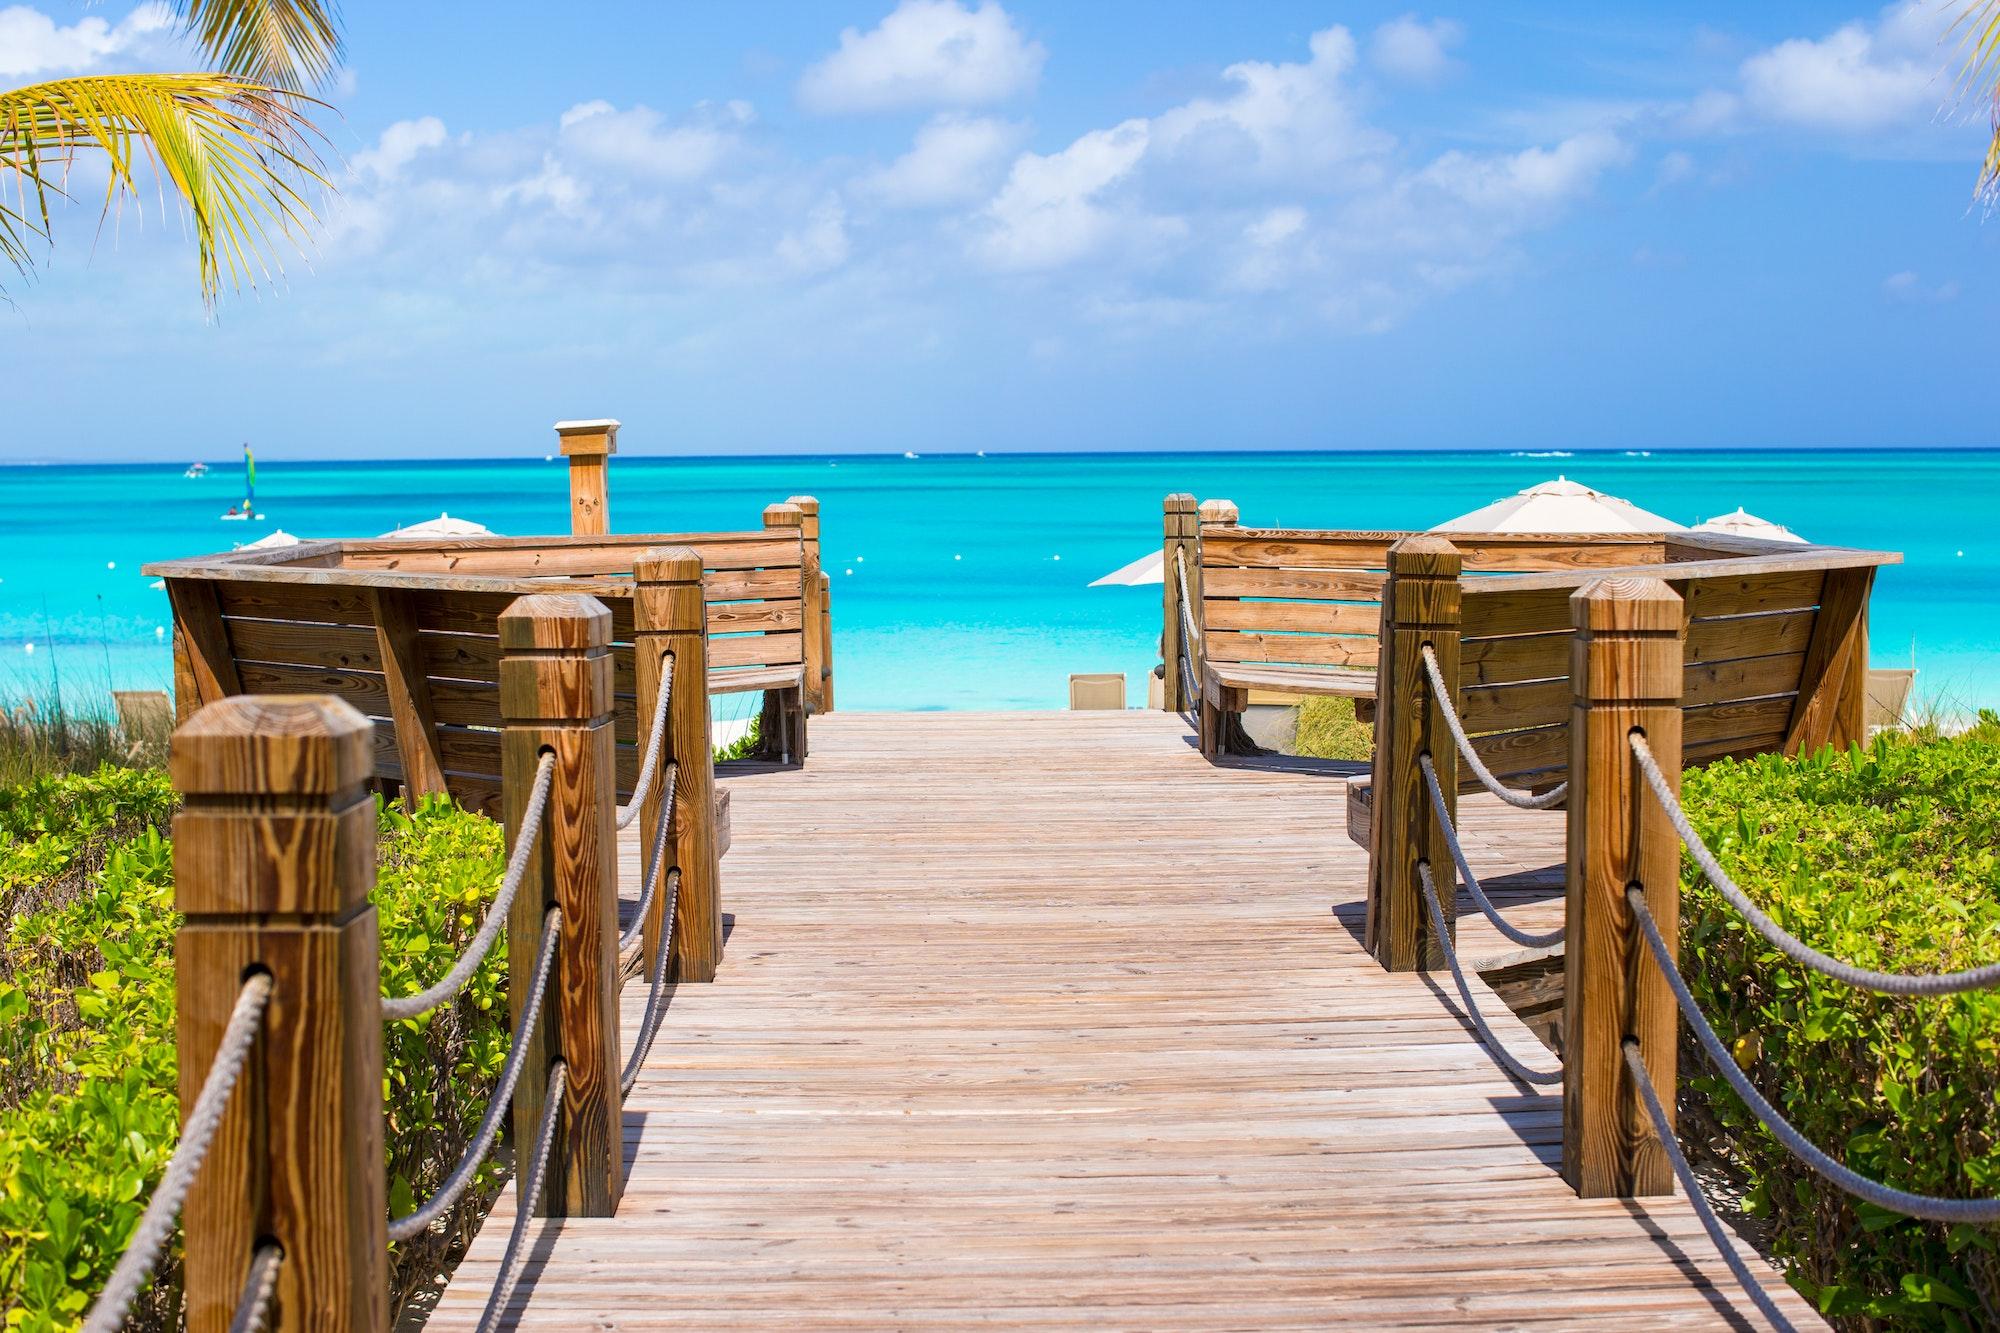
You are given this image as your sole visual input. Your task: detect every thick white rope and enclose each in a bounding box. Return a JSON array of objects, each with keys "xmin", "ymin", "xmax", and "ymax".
[
  {"xmin": 1172, "ymin": 547, "xmax": 1201, "ymax": 716},
  {"xmin": 1416, "ymin": 863, "xmax": 1563, "ymax": 1086},
  {"xmin": 382, "ymin": 752, "xmax": 556, "ymax": 1023},
  {"xmin": 616, "ymin": 655, "xmax": 674, "ymax": 831},
  {"xmin": 1419, "ymin": 645, "xmax": 1569, "ymax": 809},
  {"xmin": 1622, "ymin": 1041, "xmax": 1799, "ymax": 1333},
  {"xmin": 387, "ymin": 908, "xmax": 562, "ymax": 1244},
  {"xmin": 1419, "ymin": 754, "xmax": 1566, "ymax": 950},
  {"xmin": 226, "ymin": 1244, "xmax": 283, "ymax": 1333},
  {"xmin": 1631, "ymin": 734, "xmax": 2000, "ymax": 996},
  {"xmin": 83, "ymin": 974, "xmax": 272, "ymax": 1333},
  {"xmin": 1628, "ymin": 886, "xmax": 2000, "ymax": 1223},
  {"xmin": 618, "ymin": 761, "xmax": 678, "ymax": 955},
  {"xmin": 622, "ymin": 868, "xmax": 683, "ymax": 1097},
  {"xmin": 475, "ymin": 1060, "xmax": 566, "ymax": 1333}
]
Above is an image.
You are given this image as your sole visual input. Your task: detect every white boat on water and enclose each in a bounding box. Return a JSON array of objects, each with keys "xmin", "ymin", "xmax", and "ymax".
[{"xmin": 184, "ymin": 462, "xmax": 208, "ymax": 478}]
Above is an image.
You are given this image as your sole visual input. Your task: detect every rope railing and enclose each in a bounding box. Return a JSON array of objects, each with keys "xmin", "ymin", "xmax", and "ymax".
[
  {"xmin": 381, "ymin": 751, "xmax": 556, "ymax": 1024},
  {"xmin": 1415, "ymin": 862, "xmax": 1564, "ymax": 1086},
  {"xmin": 1632, "ymin": 733, "xmax": 2000, "ymax": 997},
  {"xmin": 1419, "ymin": 754, "xmax": 1565, "ymax": 951},
  {"xmin": 82, "ymin": 973, "xmax": 273, "ymax": 1333},
  {"xmin": 387, "ymin": 907, "xmax": 562, "ymax": 1244},
  {"xmin": 622, "ymin": 867, "xmax": 683, "ymax": 1096},
  {"xmin": 1627, "ymin": 884, "xmax": 2000, "ymax": 1224},
  {"xmin": 1622, "ymin": 1040, "xmax": 1798, "ymax": 1333},
  {"xmin": 616, "ymin": 654, "xmax": 674, "ymax": 831},
  {"xmin": 475, "ymin": 1060, "xmax": 567, "ymax": 1333},
  {"xmin": 619, "ymin": 759, "xmax": 678, "ymax": 955},
  {"xmin": 1172, "ymin": 546, "xmax": 1201, "ymax": 716},
  {"xmin": 228, "ymin": 1243, "xmax": 284, "ymax": 1333},
  {"xmin": 1419, "ymin": 645, "xmax": 1568, "ymax": 810}
]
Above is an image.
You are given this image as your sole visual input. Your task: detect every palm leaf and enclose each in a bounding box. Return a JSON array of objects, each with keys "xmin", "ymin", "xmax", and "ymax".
[
  {"xmin": 176, "ymin": 0, "xmax": 344, "ymax": 93},
  {"xmin": 0, "ymin": 74, "xmax": 329, "ymax": 303},
  {"xmin": 1949, "ymin": 0, "xmax": 2000, "ymax": 202}
]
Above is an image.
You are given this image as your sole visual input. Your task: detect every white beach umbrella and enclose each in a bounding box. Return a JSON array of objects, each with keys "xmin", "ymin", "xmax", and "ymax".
[
  {"xmin": 378, "ymin": 512, "xmax": 497, "ymax": 539},
  {"xmin": 1432, "ymin": 476, "xmax": 1684, "ymax": 534},
  {"xmin": 239, "ymin": 529, "xmax": 302, "ymax": 550},
  {"xmin": 1089, "ymin": 549, "xmax": 1164, "ymax": 587},
  {"xmin": 1692, "ymin": 507, "xmax": 1807, "ymax": 544}
]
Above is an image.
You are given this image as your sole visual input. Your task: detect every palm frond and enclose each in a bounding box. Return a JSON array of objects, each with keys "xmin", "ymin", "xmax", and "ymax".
[
  {"xmin": 0, "ymin": 74, "xmax": 329, "ymax": 304},
  {"xmin": 1948, "ymin": 0, "xmax": 2000, "ymax": 203},
  {"xmin": 176, "ymin": 0, "xmax": 343, "ymax": 93}
]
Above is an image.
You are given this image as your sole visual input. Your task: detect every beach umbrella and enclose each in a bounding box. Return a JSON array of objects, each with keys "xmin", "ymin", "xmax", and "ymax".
[
  {"xmin": 1432, "ymin": 476, "xmax": 1684, "ymax": 534},
  {"xmin": 379, "ymin": 513, "xmax": 497, "ymax": 539},
  {"xmin": 1089, "ymin": 549, "xmax": 1164, "ymax": 587},
  {"xmin": 239, "ymin": 529, "xmax": 301, "ymax": 550},
  {"xmin": 1692, "ymin": 507, "xmax": 1807, "ymax": 544}
]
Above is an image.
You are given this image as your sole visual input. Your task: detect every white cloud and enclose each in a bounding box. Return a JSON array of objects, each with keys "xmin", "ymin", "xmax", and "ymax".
[
  {"xmin": 1370, "ymin": 14, "xmax": 1464, "ymax": 86},
  {"xmin": 1703, "ymin": 2, "xmax": 1952, "ymax": 136},
  {"xmin": 861, "ymin": 113, "xmax": 1024, "ymax": 207},
  {"xmin": 798, "ymin": 0, "xmax": 1044, "ymax": 114},
  {"xmin": 1652, "ymin": 149, "xmax": 1698, "ymax": 190},
  {"xmin": 972, "ymin": 119, "xmax": 1156, "ymax": 270},
  {"xmin": 556, "ymin": 99, "xmax": 752, "ymax": 182},
  {"xmin": 0, "ymin": 2, "xmax": 174, "ymax": 78},
  {"xmin": 1882, "ymin": 269, "xmax": 1959, "ymax": 303},
  {"xmin": 351, "ymin": 117, "xmax": 449, "ymax": 182},
  {"xmin": 777, "ymin": 196, "xmax": 851, "ymax": 273},
  {"xmin": 1417, "ymin": 130, "xmax": 1629, "ymax": 215}
]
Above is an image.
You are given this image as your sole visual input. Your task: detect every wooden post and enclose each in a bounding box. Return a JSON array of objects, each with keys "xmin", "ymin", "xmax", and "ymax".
[
  {"xmin": 633, "ymin": 548, "xmax": 723, "ymax": 984},
  {"xmin": 500, "ymin": 594, "xmax": 623, "ymax": 1215},
  {"xmin": 1783, "ymin": 567, "xmax": 1874, "ymax": 756},
  {"xmin": 369, "ymin": 589, "xmax": 447, "ymax": 798},
  {"xmin": 173, "ymin": 696, "xmax": 386, "ymax": 1333},
  {"xmin": 555, "ymin": 419, "xmax": 619, "ymax": 537},
  {"xmin": 757, "ymin": 503, "xmax": 808, "ymax": 764},
  {"xmin": 1365, "ymin": 536, "xmax": 1462, "ymax": 973},
  {"xmin": 1161, "ymin": 495, "xmax": 1197, "ymax": 714},
  {"xmin": 1194, "ymin": 499, "xmax": 1239, "ymax": 755},
  {"xmin": 786, "ymin": 496, "xmax": 829, "ymax": 715},
  {"xmin": 817, "ymin": 570, "xmax": 835, "ymax": 713},
  {"xmin": 1564, "ymin": 576, "xmax": 1683, "ymax": 1199},
  {"xmin": 1197, "ymin": 498, "xmax": 1239, "ymax": 527},
  {"xmin": 165, "ymin": 580, "xmax": 242, "ymax": 724}
]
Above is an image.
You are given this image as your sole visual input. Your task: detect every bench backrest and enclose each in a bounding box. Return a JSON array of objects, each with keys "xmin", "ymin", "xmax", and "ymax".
[{"xmin": 153, "ymin": 528, "xmax": 809, "ymax": 814}]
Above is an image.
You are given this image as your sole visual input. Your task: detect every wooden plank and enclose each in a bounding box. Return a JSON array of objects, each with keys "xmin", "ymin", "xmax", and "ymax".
[
  {"xmin": 339, "ymin": 535, "xmax": 803, "ymax": 579},
  {"xmin": 1209, "ymin": 663, "xmax": 1376, "ymax": 696},
  {"xmin": 1683, "ymin": 569, "xmax": 1825, "ymax": 620},
  {"xmin": 708, "ymin": 568, "xmax": 809, "ymax": 600},
  {"xmin": 371, "ymin": 588, "xmax": 448, "ymax": 797},
  {"xmin": 1461, "ymin": 652, "xmax": 1808, "ymax": 733},
  {"xmin": 1783, "ymin": 568, "xmax": 1874, "ymax": 756},
  {"xmin": 166, "ymin": 580, "xmax": 243, "ymax": 719},
  {"xmin": 1461, "ymin": 586, "xmax": 1574, "ymax": 638},
  {"xmin": 1203, "ymin": 631, "xmax": 1379, "ymax": 668},
  {"xmin": 1459, "ymin": 633, "xmax": 1569, "ymax": 687},
  {"xmin": 1200, "ymin": 566, "xmax": 1388, "ymax": 601},
  {"xmin": 1203, "ymin": 600, "xmax": 1382, "ymax": 635},
  {"xmin": 710, "ymin": 631, "xmax": 804, "ymax": 670},
  {"xmin": 225, "ymin": 617, "xmax": 383, "ymax": 672},
  {"xmin": 1684, "ymin": 611, "xmax": 1813, "ymax": 663}
]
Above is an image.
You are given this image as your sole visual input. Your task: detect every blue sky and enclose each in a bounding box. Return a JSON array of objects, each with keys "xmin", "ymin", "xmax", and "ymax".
[{"xmin": 11, "ymin": 0, "xmax": 1998, "ymax": 459}]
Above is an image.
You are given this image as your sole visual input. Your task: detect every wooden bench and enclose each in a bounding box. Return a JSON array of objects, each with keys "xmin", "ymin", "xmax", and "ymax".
[
  {"xmin": 1345, "ymin": 532, "xmax": 1900, "ymax": 849},
  {"xmin": 142, "ymin": 507, "xmax": 831, "ymax": 816}
]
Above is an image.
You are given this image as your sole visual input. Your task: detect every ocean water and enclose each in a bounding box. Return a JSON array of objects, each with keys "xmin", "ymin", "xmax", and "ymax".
[{"xmin": 1, "ymin": 449, "xmax": 1995, "ymax": 715}]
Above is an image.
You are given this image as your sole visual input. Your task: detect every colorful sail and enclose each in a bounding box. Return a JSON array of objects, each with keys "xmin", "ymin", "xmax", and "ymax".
[{"xmin": 243, "ymin": 442, "xmax": 256, "ymax": 506}]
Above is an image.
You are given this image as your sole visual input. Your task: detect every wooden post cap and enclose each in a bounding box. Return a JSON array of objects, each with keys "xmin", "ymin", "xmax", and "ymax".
[
  {"xmin": 784, "ymin": 495, "xmax": 819, "ymax": 514},
  {"xmin": 171, "ymin": 695, "xmax": 374, "ymax": 797},
  {"xmin": 763, "ymin": 502, "xmax": 804, "ymax": 528},
  {"xmin": 1385, "ymin": 534, "xmax": 1462, "ymax": 577},
  {"xmin": 1198, "ymin": 499, "xmax": 1239, "ymax": 525},
  {"xmin": 633, "ymin": 546, "xmax": 703, "ymax": 584},
  {"xmin": 497, "ymin": 594, "xmax": 614, "ymax": 651},
  {"xmin": 1571, "ymin": 576, "xmax": 1685, "ymax": 632},
  {"xmin": 1164, "ymin": 493, "xmax": 1196, "ymax": 513},
  {"xmin": 554, "ymin": 419, "xmax": 619, "ymax": 456}
]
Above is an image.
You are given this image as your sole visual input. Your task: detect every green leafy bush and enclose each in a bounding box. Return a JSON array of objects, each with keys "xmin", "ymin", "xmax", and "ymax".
[
  {"xmin": 0, "ymin": 769, "xmax": 510, "ymax": 1329},
  {"xmin": 1678, "ymin": 715, "xmax": 2000, "ymax": 1329}
]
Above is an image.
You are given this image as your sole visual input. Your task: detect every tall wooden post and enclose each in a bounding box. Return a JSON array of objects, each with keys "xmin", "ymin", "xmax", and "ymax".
[
  {"xmin": 500, "ymin": 594, "xmax": 624, "ymax": 1215},
  {"xmin": 758, "ymin": 503, "xmax": 807, "ymax": 764},
  {"xmin": 555, "ymin": 419, "xmax": 619, "ymax": 537},
  {"xmin": 633, "ymin": 549, "xmax": 723, "ymax": 984},
  {"xmin": 1193, "ymin": 499, "xmax": 1240, "ymax": 755},
  {"xmin": 1197, "ymin": 498, "xmax": 1239, "ymax": 528},
  {"xmin": 1161, "ymin": 495, "xmax": 1197, "ymax": 714},
  {"xmin": 1783, "ymin": 567, "xmax": 1874, "ymax": 756},
  {"xmin": 1366, "ymin": 536, "xmax": 1462, "ymax": 973},
  {"xmin": 786, "ymin": 495, "xmax": 829, "ymax": 715},
  {"xmin": 817, "ymin": 570, "xmax": 835, "ymax": 712},
  {"xmin": 173, "ymin": 696, "xmax": 386, "ymax": 1333},
  {"xmin": 1564, "ymin": 576, "xmax": 1683, "ymax": 1198}
]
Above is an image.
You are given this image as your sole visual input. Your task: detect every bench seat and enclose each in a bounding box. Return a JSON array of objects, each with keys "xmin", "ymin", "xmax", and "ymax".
[
  {"xmin": 1208, "ymin": 662, "xmax": 1377, "ymax": 697},
  {"xmin": 709, "ymin": 664, "xmax": 807, "ymax": 696}
]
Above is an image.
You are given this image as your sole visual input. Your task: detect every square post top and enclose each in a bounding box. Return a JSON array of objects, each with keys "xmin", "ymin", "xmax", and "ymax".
[{"xmin": 555, "ymin": 419, "xmax": 620, "ymax": 457}]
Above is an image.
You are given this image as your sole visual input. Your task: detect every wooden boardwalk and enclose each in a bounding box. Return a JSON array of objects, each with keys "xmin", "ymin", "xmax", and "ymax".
[{"xmin": 430, "ymin": 710, "xmax": 1816, "ymax": 1330}]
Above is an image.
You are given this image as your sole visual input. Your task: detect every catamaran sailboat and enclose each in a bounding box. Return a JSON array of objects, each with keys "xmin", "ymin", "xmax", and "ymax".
[{"xmin": 220, "ymin": 442, "xmax": 264, "ymax": 520}]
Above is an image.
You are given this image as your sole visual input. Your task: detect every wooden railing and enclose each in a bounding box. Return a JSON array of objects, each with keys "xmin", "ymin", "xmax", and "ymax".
[{"xmin": 169, "ymin": 561, "xmax": 722, "ymax": 1328}]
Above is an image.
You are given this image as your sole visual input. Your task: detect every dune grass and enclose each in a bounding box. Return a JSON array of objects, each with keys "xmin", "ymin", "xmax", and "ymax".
[{"xmin": 1292, "ymin": 697, "xmax": 1373, "ymax": 762}]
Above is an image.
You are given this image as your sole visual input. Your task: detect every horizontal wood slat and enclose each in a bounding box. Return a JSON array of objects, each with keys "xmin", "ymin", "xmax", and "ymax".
[
  {"xmin": 1204, "ymin": 631, "xmax": 1379, "ymax": 668},
  {"xmin": 1201, "ymin": 566, "xmax": 1388, "ymax": 601},
  {"xmin": 1202, "ymin": 599, "xmax": 1383, "ymax": 636}
]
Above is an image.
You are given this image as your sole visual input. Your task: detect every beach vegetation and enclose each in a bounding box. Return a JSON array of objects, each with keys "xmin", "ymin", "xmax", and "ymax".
[
  {"xmin": 1292, "ymin": 696, "xmax": 1373, "ymax": 763},
  {"xmin": 0, "ymin": 768, "xmax": 510, "ymax": 1328},
  {"xmin": 1962, "ymin": 0, "xmax": 2000, "ymax": 205},
  {"xmin": 1677, "ymin": 714, "xmax": 2000, "ymax": 1328},
  {"xmin": 0, "ymin": 0, "xmax": 342, "ymax": 305}
]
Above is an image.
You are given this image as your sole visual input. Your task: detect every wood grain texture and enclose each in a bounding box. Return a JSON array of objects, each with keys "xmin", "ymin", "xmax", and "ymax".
[
  {"xmin": 428, "ymin": 709, "xmax": 1818, "ymax": 1330},
  {"xmin": 499, "ymin": 594, "xmax": 625, "ymax": 1217},
  {"xmin": 1563, "ymin": 579, "xmax": 1683, "ymax": 1200},
  {"xmin": 166, "ymin": 579, "xmax": 243, "ymax": 721},
  {"xmin": 1162, "ymin": 495, "xmax": 1197, "ymax": 715},
  {"xmin": 1783, "ymin": 567, "xmax": 1874, "ymax": 756},
  {"xmin": 785, "ymin": 496, "xmax": 829, "ymax": 714},
  {"xmin": 172, "ymin": 696, "xmax": 385, "ymax": 1333}
]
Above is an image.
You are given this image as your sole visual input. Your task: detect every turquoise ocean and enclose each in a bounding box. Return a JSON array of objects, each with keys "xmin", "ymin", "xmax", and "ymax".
[{"xmin": 1, "ymin": 449, "xmax": 1994, "ymax": 715}]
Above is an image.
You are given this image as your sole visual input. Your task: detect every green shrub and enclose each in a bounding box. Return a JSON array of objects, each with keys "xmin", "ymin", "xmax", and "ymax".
[
  {"xmin": 1678, "ymin": 715, "xmax": 2000, "ymax": 1329},
  {"xmin": 1293, "ymin": 696, "xmax": 1373, "ymax": 762},
  {"xmin": 0, "ymin": 771, "xmax": 511, "ymax": 1329}
]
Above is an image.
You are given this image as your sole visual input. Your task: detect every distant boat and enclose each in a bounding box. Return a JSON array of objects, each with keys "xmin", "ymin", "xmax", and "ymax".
[
  {"xmin": 184, "ymin": 462, "xmax": 208, "ymax": 478},
  {"xmin": 904, "ymin": 451, "xmax": 920, "ymax": 459},
  {"xmin": 221, "ymin": 441, "xmax": 263, "ymax": 520}
]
